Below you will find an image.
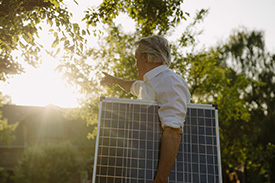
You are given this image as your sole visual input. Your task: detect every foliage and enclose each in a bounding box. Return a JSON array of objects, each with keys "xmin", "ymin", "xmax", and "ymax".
[
  {"xmin": 0, "ymin": 93, "xmax": 18, "ymax": 146},
  {"xmin": 174, "ymin": 50, "xmax": 252, "ymax": 166},
  {"xmin": 83, "ymin": 0, "xmax": 188, "ymax": 36},
  {"xmin": 0, "ymin": 167, "xmax": 10, "ymax": 183},
  {"xmin": 0, "ymin": 0, "xmax": 86, "ymax": 81},
  {"xmin": 216, "ymin": 28, "xmax": 275, "ymax": 182},
  {"xmin": 14, "ymin": 141, "xmax": 83, "ymax": 183},
  {"xmin": 0, "ymin": 116, "xmax": 17, "ymax": 146},
  {"xmin": 0, "ymin": 0, "xmax": 86, "ymax": 148}
]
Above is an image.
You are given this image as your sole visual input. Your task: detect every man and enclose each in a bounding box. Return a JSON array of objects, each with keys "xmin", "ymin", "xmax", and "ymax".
[{"xmin": 101, "ymin": 35, "xmax": 191, "ymax": 183}]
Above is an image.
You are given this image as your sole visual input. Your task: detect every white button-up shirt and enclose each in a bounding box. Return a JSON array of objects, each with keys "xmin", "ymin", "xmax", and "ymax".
[{"xmin": 130, "ymin": 65, "xmax": 191, "ymax": 128}]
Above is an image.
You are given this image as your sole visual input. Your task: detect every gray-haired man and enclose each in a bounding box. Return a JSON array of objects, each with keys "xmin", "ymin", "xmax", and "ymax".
[{"xmin": 101, "ymin": 35, "xmax": 191, "ymax": 183}]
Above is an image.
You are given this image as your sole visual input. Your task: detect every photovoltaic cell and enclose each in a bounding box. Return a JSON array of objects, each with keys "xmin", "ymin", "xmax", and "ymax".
[{"xmin": 93, "ymin": 97, "xmax": 222, "ymax": 183}]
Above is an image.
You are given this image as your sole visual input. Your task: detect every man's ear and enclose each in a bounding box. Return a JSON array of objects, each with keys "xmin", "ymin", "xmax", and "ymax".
[{"xmin": 143, "ymin": 53, "xmax": 148, "ymax": 63}]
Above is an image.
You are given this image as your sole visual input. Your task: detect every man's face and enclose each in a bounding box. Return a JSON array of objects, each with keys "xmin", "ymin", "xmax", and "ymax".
[{"xmin": 134, "ymin": 50, "xmax": 147, "ymax": 80}]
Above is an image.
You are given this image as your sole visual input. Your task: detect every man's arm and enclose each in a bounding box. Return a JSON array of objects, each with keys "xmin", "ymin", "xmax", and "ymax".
[{"xmin": 101, "ymin": 72, "xmax": 135, "ymax": 92}]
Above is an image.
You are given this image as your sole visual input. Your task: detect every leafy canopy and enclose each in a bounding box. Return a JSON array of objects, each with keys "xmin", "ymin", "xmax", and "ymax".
[
  {"xmin": 83, "ymin": 0, "xmax": 188, "ymax": 36},
  {"xmin": 0, "ymin": 0, "xmax": 85, "ymax": 81}
]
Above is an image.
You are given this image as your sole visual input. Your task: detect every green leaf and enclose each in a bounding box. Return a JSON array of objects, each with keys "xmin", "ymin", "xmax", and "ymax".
[
  {"xmin": 73, "ymin": 0, "xmax": 79, "ymax": 5},
  {"xmin": 51, "ymin": 39, "xmax": 59, "ymax": 48},
  {"xmin": 22, "ymin": 34, "xmax": 30, "ymax": 43},
  {"xmin": 55, "ymin": 48, "xmax": 61, "ymax": 56},
  {"xmin": 19, "ymin": 41, "xmax": 25, "ymax": 48}
]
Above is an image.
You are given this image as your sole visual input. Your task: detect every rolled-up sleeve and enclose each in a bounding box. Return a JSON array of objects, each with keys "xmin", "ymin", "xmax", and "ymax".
[
  {"xmin": 130, "ymin": 80, "xmax": 157, "ymax": 100},
  {"xmin": 152, "ymin": 75, "xmax": 191, "ymax": 128},
  {"xmin": 130, "ymin": 81, "xmax": 142, "ymax": 97}
]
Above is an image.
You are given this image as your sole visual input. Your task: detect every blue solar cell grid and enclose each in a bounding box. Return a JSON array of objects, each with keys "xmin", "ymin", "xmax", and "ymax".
[{"xmin": 93, "ymin": 98, "xmax": 222, "ymax": 183}]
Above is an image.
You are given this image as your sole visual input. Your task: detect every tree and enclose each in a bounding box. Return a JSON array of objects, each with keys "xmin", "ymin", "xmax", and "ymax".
[
  {"xmin": 0, "ymin": 93, "xmax": 18, "ymax": 146},
  {"xmin": 0, "ymin": 113, "xmax": 17, "ymax": 146},
  {"xmin": 0, "ymin": 0, "xmax": 85, "ymax": 146},
  {"xmin": 0, "ymin": 0, "xmax": 85, "ymax": 81},
  {"xmin": 83, "ymin": 0, "xmax": 188, "ymax": 37},
  {"xmin": 216, "ymin": 28, "xmax": 275, "ymax": 182}
]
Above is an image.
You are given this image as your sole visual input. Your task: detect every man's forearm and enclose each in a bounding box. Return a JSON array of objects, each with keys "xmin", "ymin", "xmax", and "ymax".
[
  {"xmin": 101, "ymin": 72, "xmax": 135, "ymax": 92},
  {"xmin": 153, "ymin": 127, "xmax": 182, "ymax": 183},
  {"xmin": 113, "ymin": 78, "xmax": 135, "ymax": 93}
]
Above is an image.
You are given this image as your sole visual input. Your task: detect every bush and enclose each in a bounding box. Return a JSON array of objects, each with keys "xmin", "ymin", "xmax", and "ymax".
[
  {"xmin": 14, "ymin": 141, "xmax": 83, "ymax": 183},
  {"xmin": 0, "ymin": 167, "xmax": 9, "ymax": 183}
]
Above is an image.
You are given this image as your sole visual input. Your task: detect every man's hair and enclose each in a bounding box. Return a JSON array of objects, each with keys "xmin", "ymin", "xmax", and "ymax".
[{"xmin": 134, "ymin": 35, "xmax": 171, "ymax": 66}]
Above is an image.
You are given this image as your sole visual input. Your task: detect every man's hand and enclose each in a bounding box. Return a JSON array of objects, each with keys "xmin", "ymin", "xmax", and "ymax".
[{"xmin": 101, "ymin": 72, "xmax": 116, "ymax": 85}]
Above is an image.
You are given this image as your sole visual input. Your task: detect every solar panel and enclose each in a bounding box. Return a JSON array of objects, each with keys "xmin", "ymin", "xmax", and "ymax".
[{"xmin": 92, "ymin": 97, "xmax": 222, "ymax": 183}]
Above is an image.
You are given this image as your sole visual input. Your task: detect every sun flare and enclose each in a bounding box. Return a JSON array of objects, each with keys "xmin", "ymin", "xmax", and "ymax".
[{"xmin": 2, "ymin": 60, "xmax": 79, "ymax": 108}]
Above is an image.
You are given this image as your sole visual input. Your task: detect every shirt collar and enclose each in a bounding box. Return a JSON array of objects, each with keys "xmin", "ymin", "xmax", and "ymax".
[{"xmin": 143, "ymin": 65, "xmax": 169, "ymax": 82}]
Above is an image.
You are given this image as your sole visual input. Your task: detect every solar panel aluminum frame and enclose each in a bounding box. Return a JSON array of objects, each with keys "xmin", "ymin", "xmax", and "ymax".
[{"xmin": 93, "ymin": 97, "xmax": 222, "ymax": 183}]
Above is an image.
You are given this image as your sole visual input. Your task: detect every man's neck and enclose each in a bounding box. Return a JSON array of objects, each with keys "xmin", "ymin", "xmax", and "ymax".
[
  {"xmin": 140, "ymin": 63, "xmax": 163, "ymax": 80},
  {"xmin": 145, "ymin": 62, "xmax": 163, "ymax": 73}
]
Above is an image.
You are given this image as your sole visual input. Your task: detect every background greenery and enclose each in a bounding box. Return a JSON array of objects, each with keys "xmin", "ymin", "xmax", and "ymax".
[
  {"xmin": 14, "ymin": 142, "xmax": 83, "ymax": 183},
  {"xmin": 0, "ymin": 0, "xmax": 274, "ymax": 182}
]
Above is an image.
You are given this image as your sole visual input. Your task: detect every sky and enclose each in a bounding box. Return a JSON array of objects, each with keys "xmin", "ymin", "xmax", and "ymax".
[
  {"xmin": 0, "ymin": 0, "xmax": 274, "ymax": 107},
  {"xmin": 182, "ymin": 0, "xmax": 275, "ymax": 52}
]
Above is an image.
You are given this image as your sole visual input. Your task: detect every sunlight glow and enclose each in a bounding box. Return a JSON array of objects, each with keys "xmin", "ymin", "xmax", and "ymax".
[
  {"xmin": 2, "ymin": 60, "xmax": 79, "ymax": 108},
  {"xmin": 0, "ymin": 18, "xmax": 83, "ymax": 108}
]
